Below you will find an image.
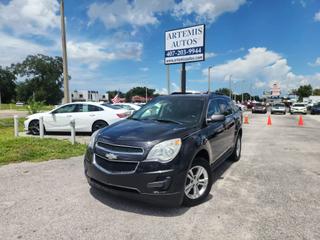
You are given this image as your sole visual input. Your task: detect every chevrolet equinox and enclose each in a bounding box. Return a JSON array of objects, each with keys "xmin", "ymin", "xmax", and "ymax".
[{"xmin": 84, "ymin": 93, "xmax": 242, "ymax": 207}]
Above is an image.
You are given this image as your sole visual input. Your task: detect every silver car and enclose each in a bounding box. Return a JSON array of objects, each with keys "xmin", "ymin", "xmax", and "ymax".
[{"xmin": 271, "ymin": 103, "xmax": 286, "ymax": 115}]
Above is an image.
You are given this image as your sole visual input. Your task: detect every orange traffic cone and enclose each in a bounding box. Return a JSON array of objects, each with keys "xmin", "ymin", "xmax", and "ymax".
[
  {"xmin": 267, "ymin": 115, "xmax": 272, "ymax": 126},
  {"xmin": 244, "ymin": 115, "xmax": 249, "ymax": 124},
  {"xmin": 298, "ymin": 115, "xmax": 304, "ymax": 126}
]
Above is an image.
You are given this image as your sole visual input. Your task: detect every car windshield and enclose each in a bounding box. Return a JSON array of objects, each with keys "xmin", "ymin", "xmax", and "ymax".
[
  {"xmin": 294, "ymin": 104, "xmax": 305, "ymax": 107},
  {"xmin": 130, "ymin": 97, "xmax": 204, "ymax": 126},
  {"xmin": 114, "ymin": 104, "xmax": 135, "ymax": 110},
  {"xmin": 274, "ymin": 104, "xmax": 284, "ymax": 107},
  {"xmin": 255, "ymin": 103, "xmax": 263, "ymax": 106},
  {"xmin": 101, "ymin": 103, "xmax": 122, "ymax": 110}
]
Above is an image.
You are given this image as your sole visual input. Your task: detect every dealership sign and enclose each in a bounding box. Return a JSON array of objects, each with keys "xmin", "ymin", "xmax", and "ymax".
[{"xmin": 165, "ymin": 24, "xmax": 205, "ymax": 65}]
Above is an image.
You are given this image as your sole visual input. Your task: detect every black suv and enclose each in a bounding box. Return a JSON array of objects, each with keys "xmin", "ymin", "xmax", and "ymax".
[{"xmin": 84, "ymin": 93, "xmax": 242, "ymax": 207}]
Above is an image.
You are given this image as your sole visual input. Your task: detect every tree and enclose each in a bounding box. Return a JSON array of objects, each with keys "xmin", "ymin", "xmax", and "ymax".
[
  {"xmin": 125, "ymin": 86, "xmax": 156, "ymax": 102},
  {"xmin": 297, "ymin": 84, "xmax": 313, "ymax": 101},
  {"xmin": 12, "ymin": 54, "xmax": 66, "ymax": 105},
  {"xmin": 313, "ymin": 89, "xmax": 320, "ymax": 96},
  {"xmin": 215, "ymin": 88, "xmax": 232, "ymax": 96},
  {"xmin": 0, "ymin": 67, "xmax": 16, "ymax": 103},
  {"xmin": 107, "ymin": 90, "xmax": 125, "ymax": 100}
]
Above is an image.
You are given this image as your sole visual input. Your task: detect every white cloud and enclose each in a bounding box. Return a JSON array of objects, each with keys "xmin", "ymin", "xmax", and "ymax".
[
  {"xmin": 205, "ymin": 52, "xmax": 217, "ymax": 59},
  {"xmin": 88, "ymin": 0, "xmax": 246, "ymax": 29},
  {"xmin": 139, "ymin": 67, "xmax": 149, "ymax": 72},
  {"xmin": 67, "ymin": 40, "xmax": 143, "ymax": 69},
  {"xmin": 314, "ymin": 11, "xmax": 320, "ymax": 22},
  {"xmin": 0, "ymin": 0, "xmax": 60, "ymax": 36},
  {"xmin": 174, "ymin": 0, "xmax": 247, "ymax": 24},
  {"xmin": 308, "ymin": 57, "xmax": 320, "ymax": 67},
  {"xmin": 0, "ymin": 32, "xmax": 47, "ymax": 66},
  {"xmin": 88, "ymin": 0, "xmax": 174, "ymax": 29},
  {"xmin": 202, "ymin": 47, "xmax": 320, "ymax": 93}
]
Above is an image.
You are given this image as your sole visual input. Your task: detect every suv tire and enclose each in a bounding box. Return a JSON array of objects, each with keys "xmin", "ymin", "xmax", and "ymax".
[
  {"xmin": 182, "ymin": 157, "xmax": 213, "ymax": 207},
  {"xmin": 230, "ymin": 134, "xmax": 241, "ymax": 162}
]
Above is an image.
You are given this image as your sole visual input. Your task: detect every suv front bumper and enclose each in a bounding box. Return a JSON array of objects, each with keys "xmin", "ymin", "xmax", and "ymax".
[{"xmin": 84, "ymin": 152, "xmax": 186, "ymax": 207}]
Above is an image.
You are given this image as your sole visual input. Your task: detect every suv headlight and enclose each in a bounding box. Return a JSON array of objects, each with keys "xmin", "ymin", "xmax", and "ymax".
[
  {"xmin": 146, "ymin": 138, "xmax": 182, "ymax": 163},
  {"xmin": 88, "ymin": 130, "xmax": 100, "ymax": 149}
]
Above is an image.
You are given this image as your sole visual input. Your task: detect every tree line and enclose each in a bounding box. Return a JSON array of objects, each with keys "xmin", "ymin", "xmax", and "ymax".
[
  {"xmin": 1, "ymin": 54, "xmax": 319, "ymax": 105},
  {"xmin": 0, "ymin": 54, "xmax": 64, "ymax": 105}
]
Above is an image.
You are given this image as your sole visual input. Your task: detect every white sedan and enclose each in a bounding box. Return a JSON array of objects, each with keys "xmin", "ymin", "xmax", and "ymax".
[{"xmin": 24, "ymin": 102, "xmax": 130, "ymax": 135}]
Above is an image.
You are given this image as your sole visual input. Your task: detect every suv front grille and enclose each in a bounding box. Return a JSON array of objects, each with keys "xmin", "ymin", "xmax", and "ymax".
[
  {"xmin": 95, "ymin": 154, "xmax": 138, "ymax": 174},
  {"xmin": 96, "ymin": 141, "xmax": 143, "ymax": 155}
]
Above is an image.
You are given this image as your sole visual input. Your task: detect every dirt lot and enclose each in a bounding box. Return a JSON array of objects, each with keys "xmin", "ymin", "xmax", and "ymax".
[{"xmin": 0, "ymin": 113, "xmax": 319, "ymax": 240}]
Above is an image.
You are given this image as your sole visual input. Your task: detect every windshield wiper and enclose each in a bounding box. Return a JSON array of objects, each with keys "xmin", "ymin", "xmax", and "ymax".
[{"xmin": 154, "ymin": 119, "xmax": 183, "ymax": 125}]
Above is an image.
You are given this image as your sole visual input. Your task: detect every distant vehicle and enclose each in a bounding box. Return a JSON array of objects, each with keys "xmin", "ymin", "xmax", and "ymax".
[
  {"xmin": 24, "ymin": 102, "xmax": 130, "ymax": 135},
  {"xmin": 134, "ymin": 102, "xmax": 146, "ymax": 107},
  {"xmin": 290, "ymin": 103, "xmax": 307, "ymax": 115},
  {"xmin": 252, "ymin": 102, "xmax": 267, "ymax": 114},
  {"xmin": 271, "ymin": 103, "xmax": 286, "ymax": 115},
  {"xmin": 310, "ymin": 103, "xmax": 320, "ymax": 115},
  {"xmin": 112, "ymin": 103, "xmax": 141, "ymax": 114},
  {"xmin": 15, "ymin": 102, "xmax": 24, "ymax": 106}
]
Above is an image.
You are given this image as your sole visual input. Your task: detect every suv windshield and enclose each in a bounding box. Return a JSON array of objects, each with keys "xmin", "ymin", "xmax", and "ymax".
[
  {"xmin": 130, "ymin": 97, "xmax": 204, "ymax": 126},
  {"xmin": 274, "ymin": 104, "xmax": 284, "ymax": 107}
]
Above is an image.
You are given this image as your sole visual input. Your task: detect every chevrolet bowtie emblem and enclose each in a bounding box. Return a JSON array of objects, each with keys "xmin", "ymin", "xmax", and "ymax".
[{"xmin": 105, "ymin": 153, "xmax": 117, "ymax": 160}]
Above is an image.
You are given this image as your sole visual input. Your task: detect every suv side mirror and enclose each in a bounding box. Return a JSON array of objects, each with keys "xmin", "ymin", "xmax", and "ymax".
[{"xmin": 207, "ymin": 114, "xmax": 225, "ymax": 123}]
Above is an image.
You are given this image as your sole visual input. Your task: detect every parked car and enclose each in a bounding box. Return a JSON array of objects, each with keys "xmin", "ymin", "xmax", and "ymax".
[
  {"xmin": 24, "ymin": 102, "xmax": 130, "ymax": 135},
  {"xmin": 112, "ymin": 103, "xmax": 141, "ymax": 114},
  {"xmin": 84, "ymin": 93, "xmax": 243, "ymax": 207},
  {"xmin": 252, "ymin": 102, "xmax": 267, "ymax": 114},
  {"xmin": 271, "ymin": 103, "xmax": 286, "ymax": 115},
  {"xmin": 310, "ymin": 103, "xmax": 320, "ymax": 115},
  {"xmin": 290, "ymin": 103, "xmax": 307, "ymax": 115}
]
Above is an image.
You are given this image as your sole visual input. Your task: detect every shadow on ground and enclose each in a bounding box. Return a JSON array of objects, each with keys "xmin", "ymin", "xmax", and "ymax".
[{"xmin": 89, "ymin": 159, "xmax": 233, "ymax": 216}]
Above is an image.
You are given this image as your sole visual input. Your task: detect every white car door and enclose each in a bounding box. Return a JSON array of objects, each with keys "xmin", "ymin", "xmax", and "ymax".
[{"xmin": 44, "ymin": 104, "xmax": 77, "ymax": 132}]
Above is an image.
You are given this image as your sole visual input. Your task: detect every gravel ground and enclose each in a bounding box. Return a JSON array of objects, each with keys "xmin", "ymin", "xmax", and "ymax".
[{"xmin": 0, "ymin": 113, "xmax": 319, "ymax": 240}]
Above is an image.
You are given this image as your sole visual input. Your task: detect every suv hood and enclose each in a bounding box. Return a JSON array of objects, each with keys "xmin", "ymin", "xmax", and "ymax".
[{"xmin": 99, "ymin": 119, "xmax": 196, "ymax": 146}]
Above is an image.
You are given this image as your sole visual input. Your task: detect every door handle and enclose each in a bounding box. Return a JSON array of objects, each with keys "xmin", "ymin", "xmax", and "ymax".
[
  {"xmin": 66, "ymin": 115, "xmax": 72, "ymax": 117},
  {"xmin": 89, "ymin": 114, "xmax": 95, "ymax": 117}
]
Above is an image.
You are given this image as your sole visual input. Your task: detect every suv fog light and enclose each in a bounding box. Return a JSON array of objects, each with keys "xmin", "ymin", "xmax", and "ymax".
[{"xmin": 147, "ymin": 177, "xmax": 171, "ymax": 190}]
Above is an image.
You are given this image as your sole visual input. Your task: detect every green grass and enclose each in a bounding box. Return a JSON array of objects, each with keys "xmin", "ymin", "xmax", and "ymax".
[
  {"xmin": 0, "ymin": 118, "xmax": 86, "ymax": 166},
  {"xmin": 0, "ymin": 103, "xmax": 54, "ymax": 111}
]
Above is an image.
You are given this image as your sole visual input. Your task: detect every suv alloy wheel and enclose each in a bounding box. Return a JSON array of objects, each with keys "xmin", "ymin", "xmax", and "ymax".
[
  {"xmin": 183, "ymin": 157, "xmax": 213, "ymax": 206},
  {"xmin": 230, "ymin": 135, "xmax": 242, "ymax": 162}
]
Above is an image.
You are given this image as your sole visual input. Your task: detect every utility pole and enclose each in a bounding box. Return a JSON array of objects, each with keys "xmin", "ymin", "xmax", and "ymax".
[
  {"xmin": 181, "ymin": 63, "xmax": 186, "ymax": 93},
  {"xmin": 229, "ymin": 74, "xmax": 232, "ymax": 98},
  {"xmin": 166, "ymin": 65, "xmax": 170, "ymax": 95},
  {"xmin": 145, "ymin": 86, "xmax": 148, "ymax": 103},
  {"xmin": 208, "ymin": 66, "xmax": 213, "ymax": 92},
  {"xmin": 60, "ymin": 0, "xmax": 70, "ymax": 103}
]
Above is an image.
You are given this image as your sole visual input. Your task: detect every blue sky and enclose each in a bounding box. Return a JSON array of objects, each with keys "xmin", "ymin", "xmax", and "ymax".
[{"xmin": 0, "ymin": 0, "xmax": 320, "ymax": 96}]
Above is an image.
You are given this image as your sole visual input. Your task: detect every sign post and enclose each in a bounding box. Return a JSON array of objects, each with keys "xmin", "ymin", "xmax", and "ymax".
[{"xmin": 165, "ymin": 24, "xmax": 205, "ymax": 93}]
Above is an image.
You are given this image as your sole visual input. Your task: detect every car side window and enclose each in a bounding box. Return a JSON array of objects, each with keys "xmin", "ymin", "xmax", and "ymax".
[
  {"xmin": 207, "ymin": 100, "xmax": 221, "ymax": 118},
  {"xmin": 218, "ymin": 99, "xmax": 233, "ymax": 116},
  {"xmin": 88, "ymin": 104, "xmax": 104, "ymax": 112},
  {"xmin": 52, "ymin": 104, "xmax": 77, "ymax": 114}
]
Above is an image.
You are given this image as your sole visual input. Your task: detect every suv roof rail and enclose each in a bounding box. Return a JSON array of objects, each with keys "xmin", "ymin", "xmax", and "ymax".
[{"xmin": 170, "ymin": 92, "xmax": 197, "ymax": 95}]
